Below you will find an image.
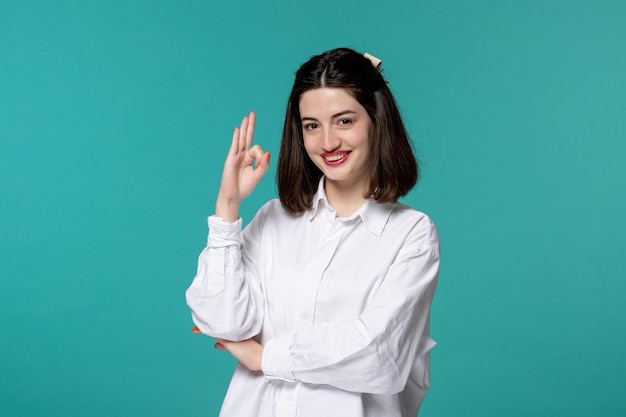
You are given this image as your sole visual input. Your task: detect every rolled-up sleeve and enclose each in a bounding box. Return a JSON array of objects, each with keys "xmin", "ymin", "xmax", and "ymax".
[{"xmin": 185, "ymin": 213, "xmax": 265, "ymax": 341}]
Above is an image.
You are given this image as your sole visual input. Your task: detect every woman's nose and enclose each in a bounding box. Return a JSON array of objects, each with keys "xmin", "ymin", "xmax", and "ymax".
[{"xmin": 322, "ymin": 128, "xmax": 340, "ymax": 151}]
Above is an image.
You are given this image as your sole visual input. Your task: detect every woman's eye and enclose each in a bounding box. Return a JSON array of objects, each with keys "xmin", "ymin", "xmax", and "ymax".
[
  {"xmin": 338, "ymin": 119, "xmax": 352, "ymax": 126},
  {"xmin": 303, "ymin": 123, "xmax": 318, "ymax": 130}
]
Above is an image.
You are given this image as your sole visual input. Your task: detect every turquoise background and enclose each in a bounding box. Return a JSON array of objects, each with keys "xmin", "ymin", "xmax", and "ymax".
[{"xmin": 1, "ymin": 1, "xmax": 624, "ymax": 416}]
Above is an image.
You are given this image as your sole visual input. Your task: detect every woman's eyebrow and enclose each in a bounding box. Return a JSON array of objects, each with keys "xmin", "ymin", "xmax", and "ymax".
[
  {"xmin": 331, "ymin": 110, "xmax": 357, "ymax": 119},
  {"xmin": 300, "ymin": 110, "xmax": 357, "ymax": 122}
]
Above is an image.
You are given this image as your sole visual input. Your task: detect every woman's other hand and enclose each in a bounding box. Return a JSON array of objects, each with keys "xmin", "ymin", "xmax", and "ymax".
[
  {"xmin": 214, "ymin": 338, "xmax": 264, "ymax": 372},
  {"xmin": 216, "ymin": 111, "xmax": 271, "ymax": 223}
]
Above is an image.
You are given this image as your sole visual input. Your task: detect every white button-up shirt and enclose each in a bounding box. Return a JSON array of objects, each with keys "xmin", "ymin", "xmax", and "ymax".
[{"xmin": 186, "ymin": 181, "xmax": 440, "ymax": 417}]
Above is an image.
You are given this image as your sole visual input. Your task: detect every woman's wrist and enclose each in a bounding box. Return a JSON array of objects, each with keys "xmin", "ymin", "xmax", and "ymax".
[{"xmin": 215, "ymin": 195, "xmax": 241, "ymax": 223}]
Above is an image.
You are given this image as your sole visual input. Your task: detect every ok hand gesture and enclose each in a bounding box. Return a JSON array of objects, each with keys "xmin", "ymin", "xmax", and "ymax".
[{"xmin": 216, "ymin": 111, "xmax": 270, "ymax": 222}]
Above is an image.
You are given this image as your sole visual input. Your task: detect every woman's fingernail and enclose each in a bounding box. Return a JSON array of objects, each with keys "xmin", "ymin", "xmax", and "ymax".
[{"xmin": 191, "ymin": 326, "xmax": 202, "ymax": 334}]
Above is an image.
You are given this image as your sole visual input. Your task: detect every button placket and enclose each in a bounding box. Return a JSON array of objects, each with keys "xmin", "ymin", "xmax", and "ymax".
[
  {"xmin": 274, "ymin": 382, "xmax": 302, "ymax": 417},
  {"xmin": 302, "ymin": 226, "xmax": 346, "ymax": 325}
]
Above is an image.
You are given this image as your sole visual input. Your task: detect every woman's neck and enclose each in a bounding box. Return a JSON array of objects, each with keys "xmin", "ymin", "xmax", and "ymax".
[{"xmin": 324, "ymin": 178, "xmax": 369, "ymax": 218}]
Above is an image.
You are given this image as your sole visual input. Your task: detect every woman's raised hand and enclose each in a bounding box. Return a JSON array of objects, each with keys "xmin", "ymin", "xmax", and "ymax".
[{"xmin": 216, "ymin": 111, "xmax": 270, "ymax": 222}]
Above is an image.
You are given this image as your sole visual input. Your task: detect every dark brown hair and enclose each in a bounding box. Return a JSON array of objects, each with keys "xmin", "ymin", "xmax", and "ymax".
[{"xmin": 277, "ymin": 47, "xmax": 418, "ymax": 214}]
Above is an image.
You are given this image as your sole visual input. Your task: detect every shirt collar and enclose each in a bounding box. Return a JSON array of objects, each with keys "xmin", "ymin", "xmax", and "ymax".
[
  {"xmin": 308, "ymin": 177, "xmax": 328, "ymax": 220},
  {"xmin": 308, "ymin": 177, "xmax": 394, "ymax": 237}
]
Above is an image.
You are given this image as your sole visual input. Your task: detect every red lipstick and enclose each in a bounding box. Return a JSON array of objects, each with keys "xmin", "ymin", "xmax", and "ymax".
[{"xmin": 321, "ymin": 150, "xmax": 351, "ymax": 166}]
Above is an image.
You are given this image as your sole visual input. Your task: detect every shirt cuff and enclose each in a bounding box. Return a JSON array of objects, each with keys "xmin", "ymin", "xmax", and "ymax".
[
  {"xmin": 207, "ymin": 215, "xmax": 243, "ymax": 247},
  {"xmin": 262, "ymin": 338, "xmax": 296, "ymax": 382}
]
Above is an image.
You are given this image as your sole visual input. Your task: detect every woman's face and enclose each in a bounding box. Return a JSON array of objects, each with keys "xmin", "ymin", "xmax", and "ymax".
[{"xmin": 299, "ymin": 87, "xmax": 373, "ymax": 192}]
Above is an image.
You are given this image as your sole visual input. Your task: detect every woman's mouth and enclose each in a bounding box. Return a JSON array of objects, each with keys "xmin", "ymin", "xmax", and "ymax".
[{"xmin": 322, "ymin": 151, "xmax": 351, "ymax": 166}]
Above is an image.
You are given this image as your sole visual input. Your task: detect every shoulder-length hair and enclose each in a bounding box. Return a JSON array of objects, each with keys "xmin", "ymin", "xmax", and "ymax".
[{"xmin": 277, "ymin": 47, "xmax": 419, "ymax": 214}]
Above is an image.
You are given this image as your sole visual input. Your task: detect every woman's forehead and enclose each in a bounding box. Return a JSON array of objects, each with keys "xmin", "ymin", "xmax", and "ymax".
[{"xmin": 299, "ymin": 88, "xmax": 365, "ymax": 118}]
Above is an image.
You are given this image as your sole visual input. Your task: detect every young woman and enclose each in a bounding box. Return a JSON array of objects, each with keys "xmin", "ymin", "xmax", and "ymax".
[{"xmin": 186, "ymin": 47, "xmax": 440, "ymax": 417}]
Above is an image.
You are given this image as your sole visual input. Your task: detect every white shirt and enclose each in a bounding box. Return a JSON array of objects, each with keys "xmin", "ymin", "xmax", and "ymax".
[{"xmin": 186, "ymin": 181, "xmax": 440, "ymax": 417}]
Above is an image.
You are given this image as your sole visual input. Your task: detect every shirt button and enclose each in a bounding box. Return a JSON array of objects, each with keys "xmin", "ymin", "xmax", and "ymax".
[
  {"xmin": 300, "ymin": 311, "xmax": 309, "ymax": 320},
  {"xmin": 309, "ymin": 271, "xmax": 317, "ymax": 279},
  {"xmin": 286, "ymin": 394, "xmax": 293, "ymax": 402}
]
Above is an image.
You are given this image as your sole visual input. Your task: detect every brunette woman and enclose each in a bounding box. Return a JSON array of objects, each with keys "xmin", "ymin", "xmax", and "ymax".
[{"xmin": 186, "ymin": 47, "xmax": 440, "ymax": 417}]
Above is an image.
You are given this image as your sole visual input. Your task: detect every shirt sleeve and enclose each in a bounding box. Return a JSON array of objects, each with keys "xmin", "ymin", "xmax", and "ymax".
[
  {"xmin": 185, "ymin": 208, "xmax": 267, "ymax": 341},
  {"xmin": 261, "ymin": 217, "xmax": 440, "ymax": 395}
]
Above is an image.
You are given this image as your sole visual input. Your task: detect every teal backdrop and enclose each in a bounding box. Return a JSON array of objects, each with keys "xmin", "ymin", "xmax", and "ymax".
[{"xmin": 1, "ymin": 1, "xmax": 624, "ymax": 416}]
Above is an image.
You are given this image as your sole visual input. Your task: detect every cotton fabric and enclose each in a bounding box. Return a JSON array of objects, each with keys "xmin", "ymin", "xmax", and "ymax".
[{"xmin": 186, "ymin": 181, "xmax": 440, "ymax": 417}]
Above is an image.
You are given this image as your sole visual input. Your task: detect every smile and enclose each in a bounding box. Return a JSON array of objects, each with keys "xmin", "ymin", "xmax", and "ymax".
[{"xmin": 322, "ymin": 151, "xmax": 351, "ymax": 165}]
